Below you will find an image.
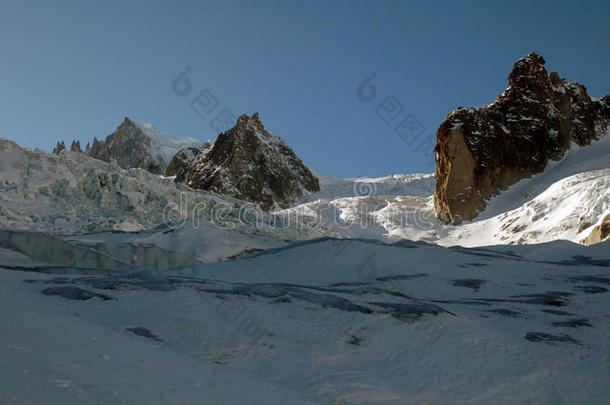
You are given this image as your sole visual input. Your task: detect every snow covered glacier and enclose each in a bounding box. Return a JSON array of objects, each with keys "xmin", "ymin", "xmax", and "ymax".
[
  {"xmin": 1, "ymin": 236, "xmax": 609, "ymax": 403},
  {"xmin": 0, "ymin": 132, "xmax": 609, "ymax": 403}
]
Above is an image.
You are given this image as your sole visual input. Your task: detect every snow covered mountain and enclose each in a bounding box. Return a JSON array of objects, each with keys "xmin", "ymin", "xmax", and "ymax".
[
  {"xmin": 179, "ymin": 113, "xmax": 320, "ymax": 210},
  {"xmin": 56, "ymin": 117, "xmax": 203, "ymax": 175},
  {"xmin": 134, "ymin": 120, "xmax": 205, "ymax": 170}
]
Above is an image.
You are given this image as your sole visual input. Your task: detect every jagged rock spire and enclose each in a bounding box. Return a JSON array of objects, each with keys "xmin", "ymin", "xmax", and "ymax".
[
  {"xmin": 434, "ymin": 52, "xmax": 610, "ymax": 224},
  {"xmin": 70, "ymin": 140, "xmax": 82, "ymax": 153},
  {"xmin": 53, "ymin": 141, "xmax": 66, "ymax": 154},
  {"xmin": 178, "ymin": 113, "xmax": 319, "ymax": 210}
]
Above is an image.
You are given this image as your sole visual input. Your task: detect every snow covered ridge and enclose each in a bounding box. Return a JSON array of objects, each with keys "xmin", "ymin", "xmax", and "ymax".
[{"xmin": 134, "ymin": 120, "xmax": 203, "ymax": 166}]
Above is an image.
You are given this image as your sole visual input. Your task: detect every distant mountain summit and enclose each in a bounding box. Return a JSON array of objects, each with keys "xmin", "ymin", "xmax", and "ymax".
[
  {"xmin": 55, "ymin": 117, "xmax": 203, "ymax": 175},
  {"xmin": 434, "ymin": 52, "xmax": 610, "ymax": 224},
  {"xmin": 89, "ymin": 117, "xmax": 165, "ymax": 174},
  {"xmin": 175, "ymin": 113, "xmax": 320, "ymax": 210}
]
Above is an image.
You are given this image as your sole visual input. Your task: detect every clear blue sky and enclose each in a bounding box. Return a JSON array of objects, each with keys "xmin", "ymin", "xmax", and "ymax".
[{"xmin": 1, "ymin": 0, "xmax": 608, "ymax": 177}]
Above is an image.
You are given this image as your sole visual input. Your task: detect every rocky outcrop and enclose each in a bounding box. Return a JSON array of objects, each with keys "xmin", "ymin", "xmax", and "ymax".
[
  {"xmin": 581, "ymin": 213, "xmax": 610, "ymax": 245},
  {"xmin": 53, "ymin": 141, "xmax": 66, "ymax": 154},
  {"xmin": 53, "ymin": 140, "xmax": 83, "ymax": 154},
  {"xmin": 70, "ymin": 140, "xmax": 82, "ymax": 153},
  {"xmin": 179, "ymin": 113, "xmax": 319, "ymax": 210},
  {"xmin": 164, "ymin": 143, "xmax": 211, "ymax": 182},
  {"xmin": 434, "ymin": 52, "xmax": 610, "ymax": 224}
]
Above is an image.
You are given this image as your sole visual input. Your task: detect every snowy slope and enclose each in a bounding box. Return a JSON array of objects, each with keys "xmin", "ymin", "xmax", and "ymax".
[
  {"xmin": 133, "ymin": 121, "xmax": 204, "ymax": 166},
  {"xmin": 62, "ymin": 221, "xmax": 288, "ymax": 264},
  {"xmin": 439, "ymin": 169, "xmax": 609, "ymax": 246},
  {"xmin": 1, "ymin": 237, "xmax": 609, "ymax": 403},
  {"xmin": 476, "ymin": 133, "xmax": 610, "ymax": 220},
  {"xmin": 281, "ymin": 136, "xmax": 610, "ymax": 246},
  {"xmin": 299, "ymin": 173, "xmax": 435, "ymax": 202},
  {"xmin": 419, "ymin": 135, "xmax": 610, "ymax": 246},
  {"xmin": 0, "ymin": 269, "xmax": 308, "ymax": 403}
]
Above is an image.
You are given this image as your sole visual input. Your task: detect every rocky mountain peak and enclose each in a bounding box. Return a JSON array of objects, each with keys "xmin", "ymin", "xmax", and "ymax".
[
  {"xmin": 118, "ymin": 116, "xmax": 140, "ymax": 133},
  {"xmin": 236, "ymin": 112, "xmax": 265, "ymax": 132},
  {"xmin": 88, "ymin": 116, "xmax": 163, "ymax": 173},
  {"xmin": 176, "ymin": 113, "xmax": 319, "ymax": 210},
  {"xmin": 70, "ymin": 140, "xmax": 82, "ymax": 153},
  {"xmin": 507, "ymin": 52, "xmax": 547, "ymax": 88},
  {"xmin": 434, "ymin": 52, "xmax": 610, "ymax": 224},
  {"xmin": 53, "ymin": 141, "xmax": 66, "ymax": 154}
]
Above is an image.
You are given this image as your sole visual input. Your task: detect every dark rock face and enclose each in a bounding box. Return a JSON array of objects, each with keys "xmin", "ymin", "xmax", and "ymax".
[
  {"xmin": 53, "ymin": 140, "xmax": 82, "ymax": 154},
  {"xmin": 434, "ymin": 53, "xmax": 610, "ymax": 224},
  {"xmin": 164, "ymin": 143, "xmax": 211, "ymax": 182},
  {"xmin": 70, "ymin": 140, "xmax": 82, "ymax": 153},
  {"xmin": 53, "ymin": 141, "xmax": 66, "ymax": 154},
  {"xmin": 180, "ymin": 113, "xmax": 320, "ymax": 210},
  {"xmin": 89, "ymin": 117, "xmax": 165, "ymax": 175}
]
